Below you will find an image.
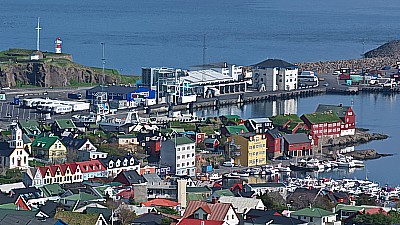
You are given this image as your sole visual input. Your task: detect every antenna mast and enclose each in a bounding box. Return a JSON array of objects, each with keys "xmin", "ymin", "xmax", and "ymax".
[
  {"xmin": 101, "ymin": 42, "xmax": 106, "ymax": 85},
  {"xmin": 35, "ymin": 17, "xmax": 42, "ymax": 51},
  {"xmin": 202, "ymin": 34, "xmax": 207, "ymax": 82}
]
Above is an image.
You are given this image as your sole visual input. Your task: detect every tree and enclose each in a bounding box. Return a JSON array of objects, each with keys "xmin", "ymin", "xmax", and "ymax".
[
  {"xmin": 356, "ymin": 193, "xmax": 379, "ymax": 206},
  {"xmin": 118, "ymin": 206, "xmax": 137, "ymax": 225},
  {"xmin": 161, "ymin": 217, "xmax": 174, "ymax": 225},
  {"xmin": 353, "ymin": 212, "xmax": 394, "ymax": 225},
  {"xmin": 157, "ymin": 206, "xmax": 179, "ymax": 215},
  {"xmin": 257, "ymin": 192, "xmax": 287, "ymax": 212}
]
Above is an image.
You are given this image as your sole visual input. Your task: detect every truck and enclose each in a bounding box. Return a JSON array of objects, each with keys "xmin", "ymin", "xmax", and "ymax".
[
  {"xmin": 52, "ymin": 105, "xmax": 73, "ymax": 114},
  {"xmin": 68, "ymin": 93, "xmax": 82, "ymax": 100}
]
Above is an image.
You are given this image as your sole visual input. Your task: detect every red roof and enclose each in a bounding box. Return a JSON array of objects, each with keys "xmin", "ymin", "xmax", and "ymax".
[
  {"xmin": 178, "ymin": 219, "xmax": 223, "ymax": 225},
  {"xmin": 183, "ymin": 201, "xmax": 232, "ymax": 221},
  {"xmin": 76, "ymin": 160, "xmax": 104, "ymax": 173},
  {"xmin": 230, "ymin": 183, "xmax": 243, "ymax": 191},
  {"xmin": 363, "ymin": 208, "xmax": 388, "ymax": 215},
  {"xmin": 142, "ymin": 199, "xmax": 179, "ymax": 207}
]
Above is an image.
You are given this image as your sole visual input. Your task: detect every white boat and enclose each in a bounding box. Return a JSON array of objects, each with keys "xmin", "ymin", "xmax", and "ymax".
[
  {"xmin": 275, "ymin": 163, "xmax": 291, "ymax": 173},
  {"xmin": 352, "ymin": 160, "xmax": 365, "ymax": 167},
  {"xmin": 238, "ymin": 172, "xmax": 250, "ymax": 177},
  {"xmin": 224, "ymin": 172, "xmax": 240, "ymax": 179}
]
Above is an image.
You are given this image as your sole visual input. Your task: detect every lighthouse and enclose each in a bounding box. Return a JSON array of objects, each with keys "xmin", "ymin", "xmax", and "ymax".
[{"xmin": 55, "ymin": 37, "xmax": 62, "ymax": 53}]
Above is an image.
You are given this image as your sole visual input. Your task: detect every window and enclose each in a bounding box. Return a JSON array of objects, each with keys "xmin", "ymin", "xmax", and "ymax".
[
  {"xmin": 177, "ymin": 156, "xmax": 180, "ymax": 160},
  {"xmin": 194, "ymin": 213, "xmax": 199, "ymax": 219},
  {"xmin": 310, "ymin": 217, "xmax": 313, "ymax": 222}
]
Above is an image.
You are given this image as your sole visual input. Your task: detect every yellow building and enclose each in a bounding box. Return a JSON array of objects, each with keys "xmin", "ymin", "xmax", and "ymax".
[
  {"xmin": 32, "ymin": 136, "xmax": 67, "ymax": 163},
  {"xmin": 228, "ymin": 133, "xmax": 267, "ymax": 167}
]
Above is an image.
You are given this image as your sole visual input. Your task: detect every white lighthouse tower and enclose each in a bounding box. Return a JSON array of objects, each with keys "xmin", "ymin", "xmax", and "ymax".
[{"xmin": 55, "ymin": 37, "xmax": 62, "ymax": 53}]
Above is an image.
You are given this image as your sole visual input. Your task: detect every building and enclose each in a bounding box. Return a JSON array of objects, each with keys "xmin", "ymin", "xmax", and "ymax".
[
  {"xmin": 291, "ymin": 207, "xmax": 341, "ymax": 225},
  {"xmin": 75, "ymin": 160, "xmax": 108, "ymax": 180},
  {"xmin": 283, "ymin": 133, "xmax": 312, "ymax": 157},
  {"xmin": 221, "ymin": 124, "xmax": 249, "ymax": 136},
  {"xmin": 160, "ymin": 136, "xmax": 196, "ymax": 176},
  {"xmin": 0, "ymin": 123, "xmax": 29, "ymax": 169},
  {"xmin": 52, "ymin": 119, "xmax": 76, "ymax": 137},
  {"xmin": 31, "ymin": 136, "xmax": 67, "ymax": 163},
  {"xmin": 244, "ymin": 118, "xmax": 274, "ymax": 134},
  {"xmin": 100, "ymin": 155, "xmax": 140, "ymax": 178},
  {"xmin": 243, "ymin": 183, "xmax": 287, "ymax": 199},
  {"xmin": 28, "ymin": 163, "xmax": 84, "ymax": 187},
  {"xmin": 315, "ymin": 104, "xmax": 356, "ymax": 136},
  {"xmin": 18, "ymin": 120, "xmax": 41, "ymax": 138},
  {"xmin": 182, "ymin": 200, "xmax": 240, "ymax": 225},
  {"xmin": 227, "ymin": 133, "xmax": 267, "ymax": 167},
  {"xmin": 141, "ymin": 67, "xmax": 197, "ymax": 104},
  {"xmin": 218, "ymin": 196, "xmax": 265, "ymax": 214},
  {"xmin": 191, "ymin": 62, "xmax": 245, "ymax": 81},
  {"xmin": 266, "ymin": 128, "xmax": 283, "ymax": 159},
  {"xmin": 60, "ymin": 137, "xmax": 106, "ymax": 161},
  {"xmin": 252, "ymin": 59, "xmax": 298, "ymax": 91},
  {"xmin": 300, "ymin": 112, "xmax": 342, "ymax": 146}
]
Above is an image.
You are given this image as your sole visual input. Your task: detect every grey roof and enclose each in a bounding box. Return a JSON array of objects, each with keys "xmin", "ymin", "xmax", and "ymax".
[
  {"xmin": 252, "ymin": 59, "xmax": 296, "ymax": 68},
  {"xmin": 245, "ymin": 214, "xmax": 307, "ymax": 225},
  {"xmin": 0, "ymin": 142, "xmax": 14, "ymax": 157},
  {"xmin": 142, "ymin": 173, "xmax": 162, "ymax": 184},
  {"xmin": 315, "ymin": 104, "xmax": 351, "ymax": 118},
  {"xmin": 88, "ymin": 85, "xmax": 137, "ymax": 95},
  {"xmin": 119, "ymin": 170, "xmax": 144, "ymax": 185},
  {"xmin": 61, "ymin": 137, "xmax": 88, "ymax": 149},
  {"xmin": 267, "ymin": 128, "xmax": 283, "ymax": 139},
  {"xmin": 248, "ymin": 117, "xmax": 272, "ymax": 124},
  {"xmin": 38, "ymin": 201, "xmax": 58, "ymax": 218},
  {"xmin": 283, "ymin": 133, "xmax": 311, "ymax": 144},
  {"xmin": 0, "ymin": 209, "xmax": 36, "ymax": 223},
  {"xmin": 26, "ymin": 218, "xmax": 67, "ymax": 225},
  {"xmin": 218, "ymin": 196, "xmax": 263, "ymax": 214},
  {"xmin": 131, "ymin": 213, "xmax": 163, "ymax": 224}
]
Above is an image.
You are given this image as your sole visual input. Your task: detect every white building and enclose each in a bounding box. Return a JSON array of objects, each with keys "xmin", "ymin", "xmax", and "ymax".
[
  {"xmin": 0, "ymin": 123, "xmax": 30, "ymax": 169},
  {"xmin": 160, "ymin": 136, "xmax": 196, "ymax": 176},
  {"xmin": 252, "ymin": 59, "xmax": 298, "ymax": 92},
  {"xmin": 191, "ymin": 62, "xmax": 245, "ymax": 81}
]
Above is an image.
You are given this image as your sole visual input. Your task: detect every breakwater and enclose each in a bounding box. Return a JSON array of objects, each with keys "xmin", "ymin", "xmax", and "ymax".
[{"xmin": 297, "ymin": 57, "xmax": 400, "ymax": 74}]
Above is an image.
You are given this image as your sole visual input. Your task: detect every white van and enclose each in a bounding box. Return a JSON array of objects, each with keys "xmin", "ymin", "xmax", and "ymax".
[{"xmin": 222, "ymin": 161, "xmax": 235, "ymax": 167}]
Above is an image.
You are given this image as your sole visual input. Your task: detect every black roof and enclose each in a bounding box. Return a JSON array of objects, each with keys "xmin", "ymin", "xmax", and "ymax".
[
  {"xmin": 237, "ymin": 190, "xmax": 255, "ymax": 198},
  {"xmin": 119, "ymin": 170, "xmax": 144, "ymax": 185},
  {"xmin": 38, "ymin": 201, "xmax": 58, "ymax": 218},
  {"xmin": 283, "ymin": 133, "xmax": 311, "ymax": 144},
  {"xmin": 0, "ymin": 193, "xmax": 14, "ymax": 205},
  {"xmin": 246, "ymin": 209, "xmax": 280, "ymax": 217},
  {"xmin": 244, "ymin": 214, "xmax": 306, "ymax": 225},
  {"xmin": 131, "ymin": 213, "xmax": 162, "ymax": 225},
  {"xmin": 267, "ymin": 128, "xmax": 283, "ymax": 139},
  {"xmin": 61, "ymin": 137, "xmax": 88, "ymax": 149},
  {"xmin": 87, "ymin": 85, "xmax": 137, "ymax": 95},
  {"xmin": 0, "ymin": 142, "xmax": 14, "ymax": 157},
  {"xmin": 252, "ymin": 59, "xmax": 296, "ymax": 68},
  {"xmin": 11, "ymin": 187, "xmax": 42, "ymax": 200}
]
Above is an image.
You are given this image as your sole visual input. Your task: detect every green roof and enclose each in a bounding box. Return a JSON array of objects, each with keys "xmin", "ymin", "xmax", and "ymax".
[
  {"xmin": 222, "ymin": 115, "xmax": 241, "ymax": 120},
  {"xmin": 55, "ymin": 119, "xmax": 76, "ymax": 129},
  {"xmin": 55, "ymin": 211, "xmax": 101, "ymax": 225},
  {"xmin": 0, "ymin": 203, "xmax": 18, "ymax": 210},
  {"xmin": 187, "ymin": 193, "xmax": 205, "ymax": 202},
  {"xmin": 117, "ymin": 134, "xmax": 136, "ymax": 138},
  {"xmin": 63, "ymin": 192, "xmax": 101, "ymax": 201},
  {"xmin": 172, "ymin": 136, "xmax": 195, "ymax": 146},
  {"xmin": 187, "ymin": 186, "xmax": 212, "ymax": 193},
  {"xmin": 270, "ymin": 114, "xmax": 302, "ymax": 126},
  {"xmin": 19, "ymin": 120, "xmax": 41, "ymax": 137},
  {"xmin": 292, "ymin": 207, "xmax": 335, "ymax": 218},
  {"xmin": 316, "ymin": 104, "xmax": 351, "ymax": 118},
  {"xmin": 302, "ymin": 112, "xmax": 342, "ymax": 124},
  {"xmin": 214, "ymin": 189, "xmax": 234, "ymax": 197},
  {"xmin": 32, "ymin": 136, "xmax": 60, "ymax": 150},
  {"xmin": 225, "ymin": 125, "xmax": 249, "ymax": 134},
  {"xmin": 40, "ymin": 184, "xmax": 65, "ymax": 197}
]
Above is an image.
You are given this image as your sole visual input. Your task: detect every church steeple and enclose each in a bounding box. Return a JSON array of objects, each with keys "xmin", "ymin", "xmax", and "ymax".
[{"xmin": 10, "ymin": 123, "xmax": 23, "ymax": 149}]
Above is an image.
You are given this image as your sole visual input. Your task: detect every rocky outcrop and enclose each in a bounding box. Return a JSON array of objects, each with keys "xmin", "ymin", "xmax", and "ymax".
[
  {"xmin": 364, "ymin": 40, "xmax": 400, "ymax": 58},
  {"xmin": 344, "ymin": 149, "xmax": 393, "ymax": 160},
  {"xmin": 0, "ymin": 61, "xmax": 120, "ymax": 87},
  {"xmin": 322, "ymin": 129, "xmax": 388, "ymax": 148}
]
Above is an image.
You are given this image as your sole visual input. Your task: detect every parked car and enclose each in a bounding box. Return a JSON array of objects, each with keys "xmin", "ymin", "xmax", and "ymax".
[
  {"xmin": 222, "ymin": 161, "xmax": 235, "ymax": 167},
  {"xmin": 273, "ymin": 155, "xmax": 292, "ymax": 161}
]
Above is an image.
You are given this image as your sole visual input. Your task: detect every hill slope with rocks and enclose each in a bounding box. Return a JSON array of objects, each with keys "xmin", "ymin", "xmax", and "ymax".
[{"xmin": 364, "ymin": 40, "xmax": 400, "ymax": 58}]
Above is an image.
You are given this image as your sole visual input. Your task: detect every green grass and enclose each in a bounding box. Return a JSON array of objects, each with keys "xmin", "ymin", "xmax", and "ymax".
[
  {"xmin": 303, "ymin": 113, "xmax": 342, "ymax": 124},
  {"xmin": 89, "ymin": 66, "xmax": 119, "ymax": 75},
  {"xmin": 271, "ymin": 114, "xmax": 303, "ymax": 126},
  {"xmin": 29, "ymin": 160, "xmax": 45, "ymax": 167},
  {"xmin": 120, "ymin": 75, "xmax": 140, "ymax": 84}
]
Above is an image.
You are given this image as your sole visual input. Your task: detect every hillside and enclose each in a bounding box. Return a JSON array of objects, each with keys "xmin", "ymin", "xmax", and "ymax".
[
  {"xmin": 364, "ymin": 40, "xmax": 400, "ymax": 58},
  {"xmin": 0, "ymin": 48, "xmax": 138, "ymax": 87}
]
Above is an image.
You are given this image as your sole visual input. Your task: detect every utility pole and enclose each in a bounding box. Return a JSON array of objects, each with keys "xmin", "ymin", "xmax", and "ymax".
[
  {"xmin": 101, "ymin": 42, "xmax": 106, "ymax": 85},
  {"xmin": 35, "ymin": 17, "xmax": 42, "ymax": 51},
  {"xmin": 202, "ymin": 34, "xmax": 207, "ymax": 82}
]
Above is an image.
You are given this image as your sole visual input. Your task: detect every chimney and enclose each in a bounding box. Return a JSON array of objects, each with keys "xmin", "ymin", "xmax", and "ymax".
[
  {"xmin": 212, "ymin": 197, "xmax": 217, "ymax": 204},
  {"xmin": 339, "ymin": 103, "xmax": 343, "ymax": 107}
]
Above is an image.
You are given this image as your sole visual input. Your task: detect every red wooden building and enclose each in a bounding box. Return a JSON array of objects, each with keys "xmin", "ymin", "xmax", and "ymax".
[{"xmin": 300, "ymin": 112, "xmax": 342, "ymax": 145}]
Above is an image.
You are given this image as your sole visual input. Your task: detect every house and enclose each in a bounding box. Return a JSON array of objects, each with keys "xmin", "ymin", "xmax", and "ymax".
[
  {"xmin": 61, "ymin": 137, "xmax": 106, "ymax": 161},
  {"xmin": 252, "ymin": 59, "xmax": 298, "ymax": 92},
  {"xmin": 283, "ymin": 133, "xmax": 312, "ymax": 157},
  {"xmin": 100, "ymin": 155, "xmax": 140, "ymax": 178},
  {"xmin": 210, "ymin": 189, "xmax": 234, "ymax": 201},
  {"xmin": 270, "ymin": 114, "xmax": 305, "ymax": 134},
  {"xmin": 36, "ymin": 200, "xmax": 58, "ymax": 219},
  {"xmin": 221, "ymin": 125, "xmax": 249, "ymax": 136},
  {"xmin": 218, "ymin": 196, "xmax": 265, "ymax": 214},
  {"xmin": 182, "ymin": 200, "xmax": 239, "ymax": 225},
  {"xmin": 76, "ymin": 160, "xmax": 108, "ymax": 180},
  {"xmin": 244, "ymin": 118, "xmax": 274, "ymax": 134},
  {"xmin": 227, "ymin": 133, "xmax": 267, "ymax": 167},
  {"xmin": 335, "ymin": 204, "xmax": 382, "ymax": 221},
  {"xmin": 0, "ymin": 123, "xmax": 30, "ymax": 169},
  {"xmin": 113, "ymin": 170, "xmax": 144, "ymax": 186},
  {"xmin": 18, "ymin": 119, "xmax": 41, "ymax": 138},
  {"xmin": 31, "ymin": 135, "xmax": 67, "ymax": 163},
  {"xmin": 300, "ymin": 112, "xmax": 342, "ymax": 146},
  {"xmin": 243, "ymin": 209, "xmax": 307, "ymax": 225},
  {"xmin": 315, "ymin": 104, "xmax": 356, "ymax": 136},
  {"xmin": 142, "ymin": 136, "xmax": 162, "ymax": 163},
  {"xmin": 187, "ymin": 186, "xmax": 212, "ymax": 202},
  {"xmin": 159, "ymin": 136, "xmax": 196, "ymax": 176},
  {"xmin": 195, "ymin": 133, "xmax": 206, "ymax": 144},
  {"xmin": 203, "ymin": 138, "xmax": 220, "ymax": 151},
  {"xmin": 131, "ymin": 212, "xmax": 177, "ymax": 225},
  {"xmin": 29, "ymin": 163, "xmax": 83, "ymax": 187},
  {"xmin": 117, "ymin": 134, "xmax": 139, "ymax": 146},
  {"xmin": 142, "ymin": 199, "xmax": 179, "ymax": 208},
  {"xmin": 143, "ymin": 173, "xmax": 177, "ymax": 199},
  {"xmin": 266, "ymin": 128, "xmax": 283, "ymax": 159},
  {"xmin": 52, "ymin": 119, "xmax": 77, "ymax": 137},
  {"xmin": 291, "ymin": 207, "xmax": 341, "ymax": 225},
  {"xmin": 219, "ymin": 115, "xmax": 243, "ymax": 126},
  {"xmin": 55, "ymin": 210, "xmax": 108, "ymax": 225},
  {"xmin": 12, "ymin": 187, "xmax": 46, "ymax": 210},
  {"xmin": 243, "ymin": 183, "xmax": 287, "ymax": 199}
]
